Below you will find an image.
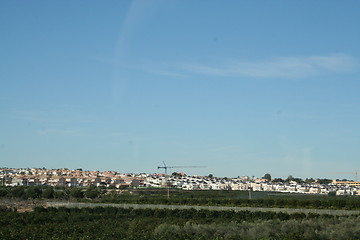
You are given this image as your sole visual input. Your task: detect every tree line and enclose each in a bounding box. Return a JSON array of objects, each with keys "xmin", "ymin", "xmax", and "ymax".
[
  {"xmin": 0, "ymin": 185, "xmax": 100, "ymax": 200},
  {"xmin": 2, "ymin": 186, "xmax": 360, "ymax": 210}
]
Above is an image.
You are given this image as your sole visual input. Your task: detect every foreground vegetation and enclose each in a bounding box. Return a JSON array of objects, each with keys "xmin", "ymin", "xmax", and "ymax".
[
  {"xmin": 1, "ymin": 206, "xmax": 360, "ymax": 239},
  {"xmin": 2, "ymin": 186, "xmax": 360, "ymax": 239}
]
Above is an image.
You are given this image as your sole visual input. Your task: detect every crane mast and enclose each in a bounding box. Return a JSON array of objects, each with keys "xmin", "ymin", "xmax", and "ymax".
[{"xmin": 157, "ymin": 161, "xmax": 205, "ymax": 198}]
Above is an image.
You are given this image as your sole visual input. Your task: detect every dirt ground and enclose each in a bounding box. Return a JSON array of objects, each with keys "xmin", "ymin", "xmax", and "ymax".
[{"xmin": 0, "ymin": 199, "xmax": 45, "ymax": 212}]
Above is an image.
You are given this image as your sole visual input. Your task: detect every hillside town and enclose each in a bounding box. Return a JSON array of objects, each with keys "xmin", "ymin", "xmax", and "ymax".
[{"xmin": 1, "ymin": 167, "xmax": 360, "ymax": 196}]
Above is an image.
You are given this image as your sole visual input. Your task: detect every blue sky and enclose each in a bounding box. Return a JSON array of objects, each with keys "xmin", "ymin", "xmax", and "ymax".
[{"xmin": 1, "ymin": 0, "xmax": 360, "ymax": 179}]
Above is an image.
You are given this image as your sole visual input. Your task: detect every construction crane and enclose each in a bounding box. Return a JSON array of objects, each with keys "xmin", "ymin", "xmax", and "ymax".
[
  {"xmin": 157, "ymin": 161, "xmax": 205, "ymax": 198},
  {"xmin": 329, "ymin": 171, "xmax": 358, "ymax": 182}
]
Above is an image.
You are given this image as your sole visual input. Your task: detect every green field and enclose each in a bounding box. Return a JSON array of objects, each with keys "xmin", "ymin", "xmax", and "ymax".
[
  {"xmin": 126, "ymin": 188, "xmax": 343, "ymax": 199},
  {"xmin": 95, "ymin": 189, "xmax": 360, "ymax": 210}
]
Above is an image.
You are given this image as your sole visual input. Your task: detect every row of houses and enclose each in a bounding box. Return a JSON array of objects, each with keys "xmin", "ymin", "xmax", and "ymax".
[
  {"xmin": 144, "ymin": 175, "xmax": 360, "ymax": 196},
  {"xmin": 1, "ymin": 168, "xmax": 360, "ymax": 196},
  {"xmin": 0, "ymin": 168, "xmax": 146, "ymax": 188},
  {"xmin": 1, "ymin": 175, "xmax": 144, "ymax": 188}
]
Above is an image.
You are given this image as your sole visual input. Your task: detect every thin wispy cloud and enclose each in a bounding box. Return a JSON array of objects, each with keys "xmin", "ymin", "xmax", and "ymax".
[
  {"xmin": 11, "ymin": 109, "xmax": 103, "ymax": 125},
  {"xmin": 211, "ymin": 145, "xmax": 241, "ymax": 152},
  {"xmin": 116, "ymin": 61, "xmax": 190, "ymax": 78},
  {"xmin": 145, "ymin": 69, "xmax": 189, "ymax": 78},
  {"xmin": 185, "ymin": 54, "xmax": 358, "ymax": 78},
  {"xmin": 12, "ymin": 110, "xmax": 48, "ymax": 122},
  {"xmin": 38, "ymin": 128, "xmax": 76, "ymax": 136}
]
